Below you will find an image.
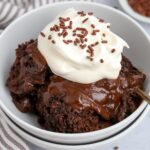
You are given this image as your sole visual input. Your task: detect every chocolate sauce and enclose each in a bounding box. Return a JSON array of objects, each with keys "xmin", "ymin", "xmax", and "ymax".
[{"xmin": 42, "ymin": 56, "xmax": 145, "ymax": 120}]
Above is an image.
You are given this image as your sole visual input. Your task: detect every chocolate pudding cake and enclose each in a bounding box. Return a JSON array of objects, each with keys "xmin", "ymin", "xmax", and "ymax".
[
  {"xmin": 6, "ymin": 9, "xmax": 146, "ymax": 133},
  {"xmin": 6, "ymin": 40, "xmax": 145, "ymax": 133}
]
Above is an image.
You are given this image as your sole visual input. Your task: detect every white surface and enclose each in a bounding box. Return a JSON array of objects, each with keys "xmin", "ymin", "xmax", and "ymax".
[
  {"xmin": 27, "ymin": 0, "xmax": 150, "ymax": 149},
  {"xmin": 1, "ymin": 1, "xmax": 149, "ymax": 145},
  {"xmin": 1, "ymin": 105, "xmax": 149, "ymax": 150}
]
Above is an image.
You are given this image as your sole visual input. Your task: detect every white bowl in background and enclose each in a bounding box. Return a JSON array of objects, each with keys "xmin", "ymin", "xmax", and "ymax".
[
  {"xmin": 0, "ymin": 1, "xmax": 150, "ymax": 145},
  {"xmin": 118, "ymin": 0, "xmax": 150, "ymax": 23},
  {"xmin": 0, "ymin": 106, "xmax": 149, "ymax": 150}
]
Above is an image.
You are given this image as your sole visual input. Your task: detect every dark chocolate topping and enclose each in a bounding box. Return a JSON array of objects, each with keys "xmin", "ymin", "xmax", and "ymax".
[{"xmin": 41, "ymin": 56, "xmax": 145, "ymax": 120}]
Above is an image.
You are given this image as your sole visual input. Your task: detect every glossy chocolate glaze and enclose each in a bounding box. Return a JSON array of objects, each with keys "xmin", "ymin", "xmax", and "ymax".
[{"xmin": 41, "ymin": 56, "xmax": 145, "ymax": 120}]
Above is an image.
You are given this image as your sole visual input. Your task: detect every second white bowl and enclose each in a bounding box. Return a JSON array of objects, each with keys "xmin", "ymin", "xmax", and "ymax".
[{"xmin": 0, "ymin": 106, "xmax": 149, "ymax": 150}]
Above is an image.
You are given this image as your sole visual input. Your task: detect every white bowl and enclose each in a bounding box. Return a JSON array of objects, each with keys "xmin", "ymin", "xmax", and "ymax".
[
  {"xmin": 119, "ymin": 0, "xmax": 150, "ymax": 23},
  {"xmin": 0, "ymin": 1, "xmax": 149, "ymax": 145},
  {"xmin": 0, "ymin": 106, "xmax": 149, "ymax": 150}
]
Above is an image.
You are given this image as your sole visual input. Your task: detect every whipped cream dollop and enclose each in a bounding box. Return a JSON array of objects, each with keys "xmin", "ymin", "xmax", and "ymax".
[{"xmin": 38, "ymin": 8, "xmax": 129, "ymax": 84}]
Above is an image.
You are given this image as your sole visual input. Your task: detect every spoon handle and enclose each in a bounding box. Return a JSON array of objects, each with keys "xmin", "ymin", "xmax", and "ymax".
[{"xmin": 136, "ymin": 88, "xmax": 150, "ymax": 105}]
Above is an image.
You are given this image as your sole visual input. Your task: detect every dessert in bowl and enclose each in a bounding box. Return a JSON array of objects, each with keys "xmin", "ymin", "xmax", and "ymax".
[{"xmin": 0, "ymin": 2, "xmax": 149, "ymax": 144}]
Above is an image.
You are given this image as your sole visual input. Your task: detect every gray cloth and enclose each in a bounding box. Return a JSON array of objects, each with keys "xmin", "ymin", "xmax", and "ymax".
[
  {"xmin": 0, "ymin": 0, "xmax": 93, "ymax": 29},
  {"xmin": 0, "ymin": 108, "xmax": 30, "ymax": 150}
]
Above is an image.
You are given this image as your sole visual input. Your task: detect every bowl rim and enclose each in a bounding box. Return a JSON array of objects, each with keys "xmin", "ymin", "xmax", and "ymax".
[
  {"xmin": 0, "ymin": 105, "xmax": 149, "ymax": 149},
  {"xmin": 0, "ymin": 1, "xmax": 149, "ymax": 138},
  {"xmin": 118, "ymin": 0, "xmax": 150, "ymax": 23}
]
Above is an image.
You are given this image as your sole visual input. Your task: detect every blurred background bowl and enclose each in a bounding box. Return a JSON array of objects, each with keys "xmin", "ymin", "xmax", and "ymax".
[{"xmin": 119, "ymin": 0, "xmax": 150, "ymax": 23}]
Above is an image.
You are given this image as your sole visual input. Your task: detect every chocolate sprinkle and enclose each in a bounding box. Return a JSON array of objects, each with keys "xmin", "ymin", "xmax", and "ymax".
[
  {"xmin": 91, "ymin": 29, "xmax": 100, "ymax": 35},
  {"xmin": 94, "ymin": 41, "xmax": 99, "ymax": 46},
  {"xmin": 102, "ymin": 33, "xmax": 106, "ymax": 37},
  {"xmin": 63, "ymin": 40, "xmax": 69, "ymax": 44},
  {"xmin": 48, "ymin": 35, "xmax": 52, "ymax": 40},
  {"xmin": 88, "ymin": 12, "xmax": 93, "ymax": 15},
  {"xmin": 111, "ymin": 49, "xmax": 116, "ymax": 53},
  {"xmin": 91, "ymin": 24, "xmax": 95, "ymax": 28},
  {"xmin": 80, "ymin": 44, "xmax": 86, "ymax": 49},
  {"xmin": 46, "ymin": 10, "xmax": 113, "ymax": 62},
  {"xmin": 68, "ymin": 21, "xmax": 73, "ymax": 29},
  {"xmin": 101, "ymin": 40, "xmax": 108, "ymax": 44},
  {"xmin": 91, "ymin": 41, "xmax": 99, "ymax": 47},
  {"xmin": 107, "ymin": 25, "xmax": 110, "ymax": 28},
  {"xmin": 77, "ymin": 11, "xmax": 86, "ymax": 16},
  {"xmin": 86, "ymin": 56, "xmax": 93, "ymax": 61},
  {"xmin": 82, "ymin": 18, "xmax": 89, "ymax": 23},
  {"xmin": 100, "ymin": 59, "xmax": 104, "ymax": 63},
  {"xmin": 99, "ymin": 18, "xmax": 104, "ymax": 22},
  {"xmin": 63, "ymin": 31, "xmax": 68, "ymax": 38},
  {"xmin": 73, "ymin": 33, "xmax": 76, "ymax": 36},
  {"xmin": 40, "ymin": 32, "xmax": 45, "ymax": 37},
  {"xmin": 84, "ymin": 38, "xmax": 88, "ymax": 42},
  {"xmin": 52, "ymin": 40, "xmax": 55, "ymax": 44},
  {"xmin": 87, "ymin": 46, "xmax": 94, "ymax": 57}
]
